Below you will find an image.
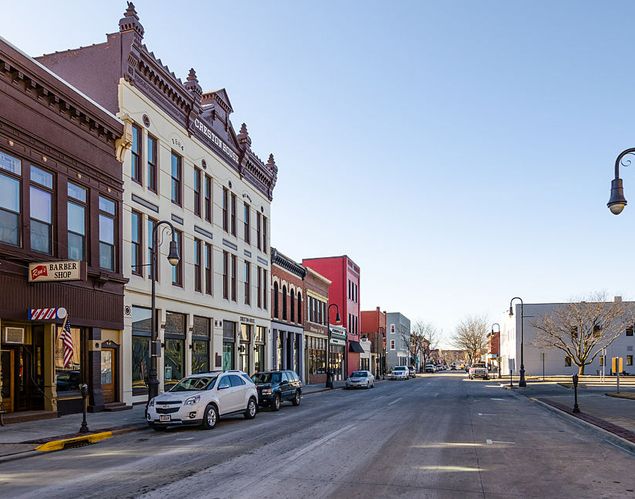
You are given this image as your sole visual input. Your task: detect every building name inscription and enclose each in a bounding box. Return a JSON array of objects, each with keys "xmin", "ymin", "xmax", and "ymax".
[{"xmin": 194, "ymin": 119, "xmax": 239, "ymax": 164}]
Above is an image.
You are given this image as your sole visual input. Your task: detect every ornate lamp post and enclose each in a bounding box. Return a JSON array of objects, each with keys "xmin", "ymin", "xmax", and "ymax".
[
  {"xmin": 148, "ymin": 220, "xmax": 180, "ymax": 405},
  {"xmin": 325, "ymin": 303, "xmax": 341, "ymax": 389},
  {"xmin": 491, "ymin": 323, "xmax": 501, "ymax": 379},
  {"xmin": 607, "ymin": 148, "xmax": 635, "ymax": 215},
  {"xmin": 509, "ymin": 297, "xmax": 526, "ymax": 387}
]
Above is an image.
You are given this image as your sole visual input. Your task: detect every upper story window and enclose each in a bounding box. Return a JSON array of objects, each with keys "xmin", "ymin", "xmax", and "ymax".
[
  {"xmin": 172, "ymin": 229, "xmax": 183, "ymax": 287},
  {"xmin": 99, "ymin": 196, "xmax": 116, "ymax": 271},
  {"xmin": 282, "ymin": 285, "xmax": 288, "ymax": 321},
  {"xmin": 194, "ymin": 168, "xmax": 202, "ymax": 217},
  {"xmin": 194, "ymin": 238, "xmax": 202, "ymax": 292},
  {"xmin": 147, "ymin": 218, "xmax": 156, "ymax": 280},
  {"xmin": 256, "ymin": 212, "xmax": 261, "ymax": 251},
  {"xmin": 297, "ymin": 292, "xmax": 302, "ymax": 323},
  {"xmin": 262, "ymin": 215, "xmax": 268, "ymax": 254},
  {"xmin": 0, "ymin": 152, "xmax": 21, "ymax": 247},
  {"xmin": 244, "ymin": 261, "xmax": 251, "ymax": 305},
  {"xmin": 244, "ymin": 203, "xmax": 250, "ymax": 244},
  {"xmin": 171, "ymin": 151, "xmax": 182, "ymax": 206},
  {"xmin": 273, "ymin": 281, "xmax": 279, "ymax": 319},
  {"xmin": 131, "ymin": 123, "xmax": 142, "ymax": 184},
  {"xmin": 290, "ymin": 289, "xmax": 295, "ymax": 323},
  {"xmin": 131, "ymin": 210, "xmax": 142, "ymax": 276},
  {"xmin": 67, "ymin": 182, "xmax": 87, "ymax": 261},
  {"xmin": 230, "ymin": 193, "xmax": 237, "ymax": 236},
  {"xmin": 147, "ymin": 134, "xmax": 158, "ymax": 192},
  {"xmin": 204, "ymin": 175, "xmax": 212, "ymax": 223},
  {"xmin": 222, "ymin": 187, "xmax": 229, "ymax": 232},
  {"xmin": 30, "ymin": 165, "xmax": 54, "ymax": 255}
]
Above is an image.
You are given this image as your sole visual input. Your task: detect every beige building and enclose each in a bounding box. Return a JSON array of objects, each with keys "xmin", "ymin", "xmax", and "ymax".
[{"xmin": 38, "ymin": 5, "xmax": 277, "ymax": 406}]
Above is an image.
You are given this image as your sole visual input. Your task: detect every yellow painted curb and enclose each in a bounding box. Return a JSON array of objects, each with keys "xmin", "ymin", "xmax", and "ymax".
[{"xmin": 35, "ymin": 431, "xmax": 113, "ymax": 452}]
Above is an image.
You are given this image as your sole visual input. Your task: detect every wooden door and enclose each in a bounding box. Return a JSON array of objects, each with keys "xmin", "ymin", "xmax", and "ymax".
[
  {"xmin": 0, "ymin": 350, "xmax": 14, "ymax": 413},
  {"xmin": 101, "ymin": 348, "xmax": 116, "ymax": 404}
]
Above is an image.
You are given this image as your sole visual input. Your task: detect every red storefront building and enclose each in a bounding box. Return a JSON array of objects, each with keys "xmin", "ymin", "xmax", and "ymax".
[{"xmin": 302, "ymin": 255, "xmax": 362, "ymax": 377}]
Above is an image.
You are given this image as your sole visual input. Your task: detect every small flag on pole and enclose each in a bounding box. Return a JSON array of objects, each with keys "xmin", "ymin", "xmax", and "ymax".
[{"xmin": 60, "ymin": 316, "xmax": 74, "ymax": 368}]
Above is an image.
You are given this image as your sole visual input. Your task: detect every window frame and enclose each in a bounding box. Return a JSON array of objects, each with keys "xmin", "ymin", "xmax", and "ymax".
[
  {"xmin": 171, "ymin": 151, "xmax": 182, "ymax": 206},
  {"xmin": 171, "ymin": 229, "xmax": 183, "ymax": 287},
  {"xmin": 98, "ymin": 195, "xmax": 116, "ymax": 271},
  {"xmin": 147, "ymin": 134, "xmax": 158, "ymax": 193},
  {"xmin": 131, "ymin": 123, "xmax": 142, "ymax": 185},
  {"xmin": 131, "ymin": 210, "xmax": 143, "ymax": 276}
]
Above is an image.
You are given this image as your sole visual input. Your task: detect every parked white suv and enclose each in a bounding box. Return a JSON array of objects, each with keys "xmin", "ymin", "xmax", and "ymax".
[
  {"xmin": 390, "ymin": 366, "xmax": 409, "ymax": 380},
  {"xmin": 147, "ymin": 370, "xmax": 258, "ymax": 430}
]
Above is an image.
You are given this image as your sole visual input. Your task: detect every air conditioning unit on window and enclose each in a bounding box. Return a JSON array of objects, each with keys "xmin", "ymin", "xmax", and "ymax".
[{"xmin": 3, "ymin": 327, "xmax": 25, "ymax": 344}]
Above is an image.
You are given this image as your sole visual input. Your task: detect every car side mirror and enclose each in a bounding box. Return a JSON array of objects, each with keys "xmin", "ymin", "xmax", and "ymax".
[{"xmin": 218, "ymin": 384, "xmax": 229, "ymax": 390}]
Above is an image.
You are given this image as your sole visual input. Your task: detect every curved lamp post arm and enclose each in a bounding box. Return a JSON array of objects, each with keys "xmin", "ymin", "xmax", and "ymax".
[
  {"xmin": 508, "ymin": 297, "xmax": 526, "ymax": 387},
  {"xmin": 608, "ymin": 148, "xmax": 635, "ymax": 215}
]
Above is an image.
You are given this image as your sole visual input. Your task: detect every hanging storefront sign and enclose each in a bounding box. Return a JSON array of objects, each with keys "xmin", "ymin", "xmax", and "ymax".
[{"xmin": 28, "ymin": 261, "xmax": 83, "ymax": 282}]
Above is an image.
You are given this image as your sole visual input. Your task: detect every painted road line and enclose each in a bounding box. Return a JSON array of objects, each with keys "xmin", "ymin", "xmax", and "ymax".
[
  {"xmin": 478, "ymin": 413, "xmax": 497, "ymax": 416},
  {"xmin": 288, "ymin": 424, "xmax": 355, "ymax": 461},
  {"xmin": 490, "ymin": 398, "xmax": 506, "ymax": 401},
  {"xmin": 388, "ymin": 397, "xmax": 403, "ymax": 406},
  {"xmin": 486, "ymin": 439, "xmax": 516, "ymax": 445}
]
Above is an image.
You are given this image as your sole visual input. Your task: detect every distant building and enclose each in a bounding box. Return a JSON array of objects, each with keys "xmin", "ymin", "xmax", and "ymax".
[
  {"xmin": 303, "ymin": 268, "xmax": 331, "ymax": 385},
  {"xmin": 302, "ymin": 255, "xmax": 362, "ymax": 377},
  {"xmin": 386, "ymin": 313, "xmax": 411, "ymax": 369},
  {"xmin": 360, "ymin": 307, "xmax": 387, "ymax": 377},
  {"xmin": 501, "ymin": 300, "xmax": 635, "ymax": 376},
  {"xmin": 271, "ymin": 248, "xmax": 306, "ymax": 378}
]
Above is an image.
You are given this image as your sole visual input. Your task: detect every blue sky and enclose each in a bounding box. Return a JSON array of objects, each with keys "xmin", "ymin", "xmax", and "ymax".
[{"xmin": 4, "ymin": 1, "xmax": 635, "ymax": 347}]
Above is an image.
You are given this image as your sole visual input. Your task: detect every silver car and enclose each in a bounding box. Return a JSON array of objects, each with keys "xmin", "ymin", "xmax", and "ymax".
[
  {"xmin": 346, "ymin": 370, "xmax": 375, "ymax": 389},
  {"xmin": 147, "ymin": 370, "xmax": 258, "ymax": 430},
  {"xmin": 390, "ymin": 366, "xmax": 409, "ymax": 380}
]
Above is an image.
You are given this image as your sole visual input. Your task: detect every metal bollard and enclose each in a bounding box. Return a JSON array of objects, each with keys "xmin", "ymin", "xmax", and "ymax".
[
  {"xmin": 79, "ymin": 383, "xmax": 90, "ymax": 433},
  {"xmin": 572, "ymin": 374, "xmax": 580, "ymax": 413}
]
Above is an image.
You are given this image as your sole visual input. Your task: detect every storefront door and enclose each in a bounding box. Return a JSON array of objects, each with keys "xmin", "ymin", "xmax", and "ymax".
[
  {"xmin": 101, "ymin": 348, "xmax": 116, "ymax": 404},
  {"xmin": 0, "ymin": 350, "xmax": 14, "ymax": 413}
]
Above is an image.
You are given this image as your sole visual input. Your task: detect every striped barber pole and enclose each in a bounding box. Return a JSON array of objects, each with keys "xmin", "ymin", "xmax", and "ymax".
[{"xmin": 29, "ymin": 308, "xmax": 58, "ymax": 320}]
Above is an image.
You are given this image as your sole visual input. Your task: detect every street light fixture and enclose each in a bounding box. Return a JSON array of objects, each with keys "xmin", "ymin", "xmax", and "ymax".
[
  {"xmin": 148, "ymin": 220, "xmax": 180, "ymax": 406},
  {"xmin": 491, "ymin": 323, "xmax": 501, "ymax": 379},
  {"xmin": 325, "ymin": 303, "xmax": 341, "ymax": 389},
  {"xmin": 509, "ymin": 297, "xmax": 526, "ymax": 387},
  {"xmin": 607, "ymin": 148, "xmax": 635, "ymax": 215}
]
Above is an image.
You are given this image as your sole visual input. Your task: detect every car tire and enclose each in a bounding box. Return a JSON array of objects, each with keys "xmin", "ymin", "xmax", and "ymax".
[
  {"xmin": 291, "ymin": 390, "xmax": 301, "ymax": 406},
  {"xmin": 271, "ymin": 394, "xmax": 281, "ymax": 412},
  {"xmin": 202, "ymin": 404, "xmax": 218, "ymax": 430},
  {"xmin": 244, "ymin": 398, "xmax": 257, "ymax": 419}
]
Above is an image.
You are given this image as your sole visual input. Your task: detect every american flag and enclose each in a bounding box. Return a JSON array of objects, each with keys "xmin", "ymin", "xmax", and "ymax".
[{"xmin": 60, "ymin": 316, "xmax": 74, "ymax": 368}]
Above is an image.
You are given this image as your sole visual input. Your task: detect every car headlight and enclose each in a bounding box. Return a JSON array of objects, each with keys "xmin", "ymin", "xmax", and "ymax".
[
  {"xmin": 184, "ymin": 395, "xmax": 201, "ymax": 406},
  {"xmin": 261, "ymin": 388, "xmax": 272, "ymax": 395},
  {"xmin": 149, "ymin": 398, "xmax": 155, "ymax": 407}
]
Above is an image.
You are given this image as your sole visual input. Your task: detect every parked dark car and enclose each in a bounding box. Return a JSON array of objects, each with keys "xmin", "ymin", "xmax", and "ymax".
[{"xmin": 251, "ymin": 370, "xmax": 302, "ymax": 411}]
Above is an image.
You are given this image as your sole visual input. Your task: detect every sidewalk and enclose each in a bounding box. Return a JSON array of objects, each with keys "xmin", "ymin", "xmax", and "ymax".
[
  {"xmin": 0, "ymin": 380, "xmax": 349, "ymax": 463},
  {"xmin": 501, "ymin": 375, "xmax": 635, "ymax": 455}
]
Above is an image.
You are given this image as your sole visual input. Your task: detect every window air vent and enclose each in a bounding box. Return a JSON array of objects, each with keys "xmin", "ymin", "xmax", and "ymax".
[{"xmin": 4, "ymin": 327, "xmax": 25, "ymax": 344}]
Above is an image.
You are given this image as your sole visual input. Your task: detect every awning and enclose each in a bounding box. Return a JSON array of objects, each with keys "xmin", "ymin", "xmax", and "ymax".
[{"xmin": 348, "ymin": 341, "xmax": 365, "ymax": 353}]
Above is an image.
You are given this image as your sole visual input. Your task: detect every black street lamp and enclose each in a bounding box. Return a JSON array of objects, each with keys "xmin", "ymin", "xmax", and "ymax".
[
  {"xmin": 325, "ymin": 303, "xmax": 341, "ymax": 389},
  {"xmin": 148, "ymin": 220, "xmax": 180, "ymax": 406},
  {"xmin": 491, "ymin": 323, "xmax": 501, "ymax": 379},
  {"xmin": 377, "ymin": 326, "xmax": 386, "ymax": 379},
  {"xmin": 509, "ymin": 297, "xmax": 526, "ymax": 387},
  {"xmin": 607, "ymin": 148, "xmax": 635, "ymax": 215}
]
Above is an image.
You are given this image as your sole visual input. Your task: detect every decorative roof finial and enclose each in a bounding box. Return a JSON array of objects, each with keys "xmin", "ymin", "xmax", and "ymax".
[
  {"xmin": 119, "ymin": 2, "xmax": 145, "ymax": 40},
  {"xmin": 238, "ymin": 123, "xmax": 252, "ymax": 150},
  {"xmin": 267, "ymin": 154, "xmax": 276, "ymax": 170},
  {"xmin": 185, "ymin": 68, "xmax": 202, "ymax": 97}
]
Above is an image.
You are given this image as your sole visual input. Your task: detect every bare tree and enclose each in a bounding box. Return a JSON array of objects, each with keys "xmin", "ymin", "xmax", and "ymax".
[
  {"xmin": 530, "ymin": 293, "xmax": 635, "ymax": 375},
  {"xmin": 410, "ymin": 320, "xmax": 441, "ymax": 365},
  {"xmin": 451, "ymin": 315, "xmax": 489, "ymax": 364}
]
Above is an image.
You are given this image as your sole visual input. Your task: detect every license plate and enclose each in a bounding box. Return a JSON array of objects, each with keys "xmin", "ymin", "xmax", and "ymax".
[{"xmin": 159, "ymin": 415, "xmax": 171, "ymax": 422}]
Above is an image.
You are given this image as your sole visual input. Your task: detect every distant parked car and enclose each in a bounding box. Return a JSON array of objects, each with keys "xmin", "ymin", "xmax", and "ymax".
[
  {"xmin": 425, "ymin": 364, "xmax": 436, "ymax": 373},
  {"xmin": 390, "ymin": 366, "xmax": 409, "ymax": 380},
  {"xmin": 468, "ymin": 363, "xmax": 489, "ymax": 380},
  {"xmin": 147, "ymin": 370, "xmax": 258, "ymax": 430},
  {"xmin": 407, "ymin": 366, "xmax": 416, "ymax": 378},
  {"xmin": 346, "ymin": 370, "xmax": 375, "ymax": 389},
  {"xmin": 251, "ymin": 370, "xmax": 302, "ymax": 411}
]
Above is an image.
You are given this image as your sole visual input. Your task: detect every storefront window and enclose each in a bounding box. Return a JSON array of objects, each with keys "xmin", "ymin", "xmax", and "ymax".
[
  {"xmin": 55, "ymin": 325, "xmax": 82, "ymax": 392},
  {"xmin": 132, "ymin": 306, "xmax": 152, "ymax": 394},
  {"xmin": 308, "ymin": 337, "xmax": 326, "ymax": 375},
  {"xmin": 223, "ymin": 321, "xmax": 235, "ymax": 370},
  {"xmin": 239, "ymin": 324, "xmax": 252, "ymax": 374},
  {"xmin": 192, "ymin": 316, "xmax": 210, "ymax": 374},
  {"xmin": 254, "ymin": 326, "xmax": 266, "ymax": 373},
  {"xmin": 165, "ymin": 312, "xmax": 186, "ymax": 389}
]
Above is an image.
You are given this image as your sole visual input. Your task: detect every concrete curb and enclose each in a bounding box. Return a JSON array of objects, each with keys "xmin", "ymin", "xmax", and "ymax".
[
  {"xmin": 34, "ymin": 431, "xmax": 113, "ymax": 452},
  {"xmin": 526, "ymin": 396, "xmax": 635, "ymax": 457}
]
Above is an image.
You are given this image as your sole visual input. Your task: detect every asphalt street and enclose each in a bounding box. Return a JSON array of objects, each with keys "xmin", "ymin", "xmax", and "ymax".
[{"xmin": 1, "ymin": 372, "xmax": 634, "ymax": 499}]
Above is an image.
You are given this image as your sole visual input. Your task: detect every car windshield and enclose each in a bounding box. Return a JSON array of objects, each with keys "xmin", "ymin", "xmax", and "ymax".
[
  {"xmin": 473, "ymin": 363, "xmax": 486, "ymax": 368},
  {"xmin": 170, "ymin": 376, "xmax": 216, "ymax": 392},
  {"xmin": 351, "ymin": 372, "xmax": 367, "ymax": 378},
  {"xmin": 394, "ymin": 367, "xmax": 406, "ymax": 371},
  {"xmin": 251, "ymin": 372, "xmax": 282, "ymax": 384}
]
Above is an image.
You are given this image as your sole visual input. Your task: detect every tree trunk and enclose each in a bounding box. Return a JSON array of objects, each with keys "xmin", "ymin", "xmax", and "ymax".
[{"xmin": 578, "ymin": 365, "xmax": 585, "ymax": 375}]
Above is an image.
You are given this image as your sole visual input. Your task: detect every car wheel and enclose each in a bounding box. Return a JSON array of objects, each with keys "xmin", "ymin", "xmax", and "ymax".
[
  {"xmin": 291, "ymin": 390, "xmax": 301, "ymax": 406},
  {"xmin": 271, "ymin": 394, "xmax": 281, "ymax": 412},
  {"xmin": 202, "ymin": 404, "xmax": 218, "ymax": 430},
  {"xmin": 244, "ymin": 398, "xmax": 257, "ymax": 419}
]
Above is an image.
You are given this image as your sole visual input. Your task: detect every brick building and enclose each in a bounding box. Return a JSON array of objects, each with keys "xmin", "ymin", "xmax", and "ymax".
[
  {"xmin": 360, "ymin": 307, "xmax": 387, "ymax": 377},
  {"xmin": 303, "ymin": 267, "xmax": 330, "ymax": 384}
]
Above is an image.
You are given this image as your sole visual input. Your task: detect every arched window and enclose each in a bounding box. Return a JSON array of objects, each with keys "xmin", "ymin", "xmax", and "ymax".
[
  {"xmin": 282, "ymin": 285, "xmax": 287, "ymax": 321},
  {"xmin": 297, "ymin": 292, "xmax": 302, "ymax": 323},
  {"xmin": 290, "ymin": 289, "xmax": 295, "ymax": 323},
  {"xmin": 273, "ymin": 281, "xmax": 279, "ymax": 319}
]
